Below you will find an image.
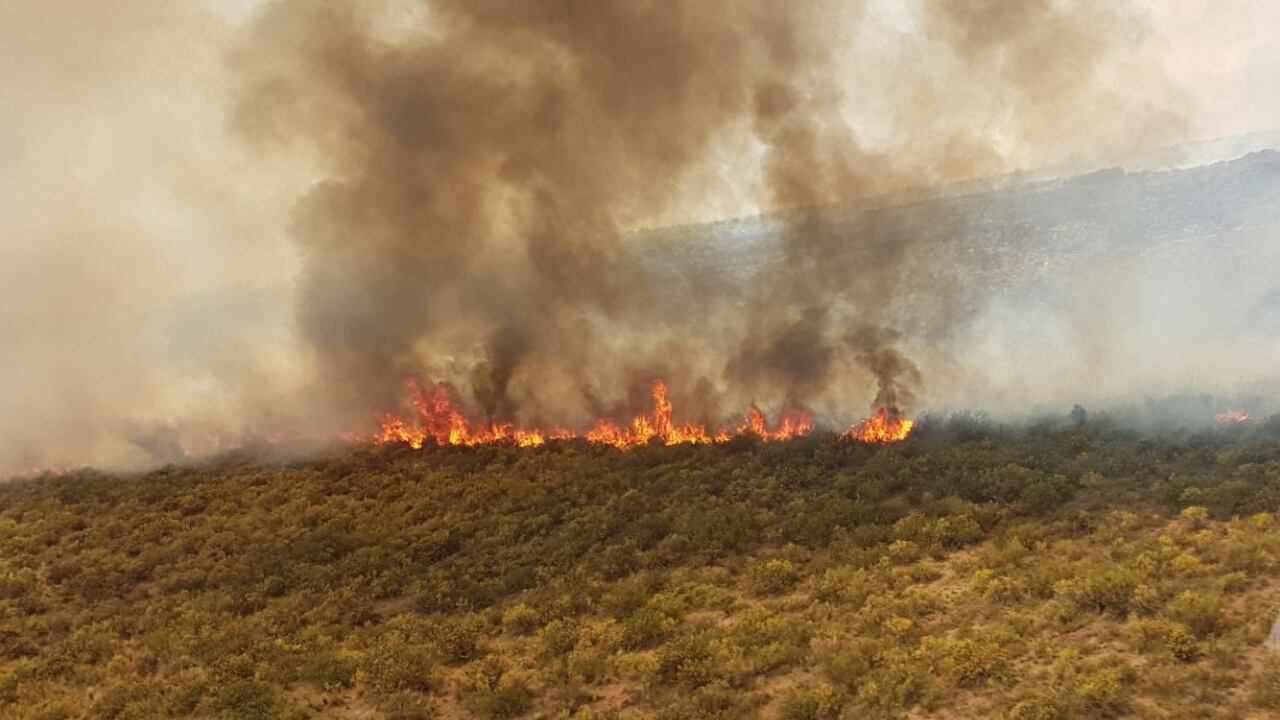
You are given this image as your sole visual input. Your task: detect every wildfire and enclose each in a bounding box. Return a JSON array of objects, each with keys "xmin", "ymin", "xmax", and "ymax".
[
  {"xmin": 1215, "ymin": 410, "xmax": 1256, "ymax": 425},
  {"xmin": 375, "ymin": 379, "xmax": 841, "ymax": 451},
  {"xmin": 842, "ymin": 407, "xmax": 915, "ymax": 443},
  {"xmin": 375, "ymin": 380, "xmax": 561, "ymax": 449},
  {"xmin": 4, "ymin": 464, "xmax": 83, "ymax": 480}
]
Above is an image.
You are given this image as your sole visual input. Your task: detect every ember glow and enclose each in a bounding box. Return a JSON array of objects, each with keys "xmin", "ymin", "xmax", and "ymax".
[
  {"xmin": 1215, "ymin": 410, "xmax": 1257, "ymax": 425},
  {"xmin": 841, "ymin": 408, "xmax": 916, "ymax": 444},
  {"xmin": 2, "ymin": 464, "xmax": 84, "ymax": 480},
  {"xmin": 373, "ymin": 379, "xmax": 900, "ymax": 451}
]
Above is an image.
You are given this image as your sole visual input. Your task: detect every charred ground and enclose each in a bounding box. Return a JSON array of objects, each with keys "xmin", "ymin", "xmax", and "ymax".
[{"xmin": 3, "ymin": 417, "xmax": 1280, "ymax": 719}]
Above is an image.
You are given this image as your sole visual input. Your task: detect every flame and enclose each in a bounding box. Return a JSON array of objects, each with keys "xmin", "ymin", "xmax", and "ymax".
[
  {"xmin": 4, "ymin": 464, "xmax": 83, "ymax": 480},
  {"xmin": 842, "ymin": 408, "xmax": 915, "ymax": 443},
  {"xmin": 734, "ymin": 404, "xmax": 815, "ymax": 441},
  {"xmin": 374, "ymin": 380, "xmax": 558, "ymax": 449},
  {"xmin": 1215, "ymin": 410, "xmax": 1256, "ymax": 425},
  {"xmin": 586, "ymin": 381, "xmax": 716, "ymax": 448},
  {"xmin": 375, "ymin": 378, "xmax": 828, "ymax": 450}
]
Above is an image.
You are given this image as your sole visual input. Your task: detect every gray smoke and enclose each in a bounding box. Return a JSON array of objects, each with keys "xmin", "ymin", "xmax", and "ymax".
[
  {"xmin": 10, "ymin": 0, "xmax": 1252, "ymax": 473},
  {"xmin": 231, "ymin": 0, "xmax": 1185, "ymax": 430}
]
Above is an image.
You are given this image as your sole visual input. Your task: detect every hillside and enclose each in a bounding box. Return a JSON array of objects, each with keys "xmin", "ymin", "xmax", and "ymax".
[
  {"xmin": 636, "ymin": 150, "xmax": 1280, "ymax": 292},
  {"xmin": 4, "ymin": 419, "xmax": 1280, "ymax": 719}
]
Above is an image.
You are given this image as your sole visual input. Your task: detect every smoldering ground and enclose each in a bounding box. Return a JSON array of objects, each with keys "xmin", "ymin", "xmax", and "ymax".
[{"xmin": 3, "ymin": 0, "xmax": 1275, "ymax": 472}]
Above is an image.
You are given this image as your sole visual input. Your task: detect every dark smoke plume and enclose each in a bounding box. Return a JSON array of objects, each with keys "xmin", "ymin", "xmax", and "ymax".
[
  {"xmin": 227, "ymin": 0, "xmax": 1185, "ymax": 430},
  {"xmin": 847, "ymin": 325, "xmax": 922, "ymax": 417}
]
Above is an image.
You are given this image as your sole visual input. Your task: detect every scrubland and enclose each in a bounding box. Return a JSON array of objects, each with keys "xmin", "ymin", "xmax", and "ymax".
[{"xmin": 3, "ymin": 416, "xmax": 1280, "ymax": 719}]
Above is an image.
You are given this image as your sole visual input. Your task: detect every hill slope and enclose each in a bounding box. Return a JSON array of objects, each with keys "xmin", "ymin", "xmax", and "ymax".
[{"xmin": 3, "ymin": 422, "xmax": 1280, "ymax": 719}]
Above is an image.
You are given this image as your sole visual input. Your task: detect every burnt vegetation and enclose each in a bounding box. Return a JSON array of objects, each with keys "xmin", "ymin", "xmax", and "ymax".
[{"xmin": 3, "ymin": 416, "xmax": 1280, "ymax": 718}]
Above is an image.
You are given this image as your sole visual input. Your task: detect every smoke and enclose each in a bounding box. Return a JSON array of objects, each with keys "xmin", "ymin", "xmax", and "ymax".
[
  {"xmin": 848, "ymin": 325, "xmax": 922, "ymax": 417},
  {"xmin": 0, "ymin": 2, "xmax": 312, "ymax": 472},
  {"xmin": 10, "ymin": 0, "xmax": 1273, "ymax": 473},
  {"xmin": 228, "ymin": 0, "xmax": 1186, "ymax": 431}
]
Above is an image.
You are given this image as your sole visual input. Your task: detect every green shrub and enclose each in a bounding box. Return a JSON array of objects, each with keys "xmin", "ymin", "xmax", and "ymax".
[
  {"xmin": 923, "ymin": 637, "xmax": 1008, "ymax": 687},
  {"xmin": 656, "ymin": 681, "xmax": 751, "ymax": 720},
  {"xmin": 600, "ymin": 583, "xmax": 650, "ymax": 619},
  {"xmin": 1163, "ymin": 625, "xmax": 1199, "ymax": 662},
  {"xmin": 501, "ymin": 604, "xmax": 541, "ymax": 635},
  {"xmin": 853, "ymin": 654, "xmax": 935, "ymax": 712},
  {"xmin": 1076, "ymin": 664, "xmax": 1136, "ymax": 714},
  {"xmin": 362, "ymin": 644, "xmax": 439, "ymax": 694},
  {"xmin": 777, "ymin": 686, "xmax": 842, "ymax": 720},
  {"xmin": 428, "ymin": 617, "xmax": 485, "ymax": 664},
  {"xmin": 206, "ymin": 679, "xmax": 284, "ymax": 720},
  {"xmin": 682, "ymin": 506, "xmax": 757, "ymax": 554},
  {"xmin": 462, "ymin": 681, "xmax": 533, "ymax": 719},
  {"xmin": 1005, "ymin": 693, "xmax": 1062, "ymax": 720},
  {"xmin": 296, "ymin": 650, "xmax": 358, "ymax": 688},
  {"xmin": 746, "ymin": 559, "xmax": 800, "ymax": 595},
  {"xmin": 621, "ymin": 608, "xmax": 675, "ymax": 650},
  {"xmin": 1163, "ymin": 591, "xmax": 1227, "ymax": 638},
  {"xmin": 656, "ymin": 634, "xmax": 715, "ymax": 687},
  {"xmin": 539, "ymin": 619, "xmax": 580, "ymax": 658},
  {"xmin": 821, "ymin": 638, "xmax": 880, "ymax": 691},
  {"xmin": 1054, "ymin": 567, "xmax": 1142, "ymax": 616},
  {"xmin": 458, "ymin": 658, "xmax": 533, "ymax": 719}
]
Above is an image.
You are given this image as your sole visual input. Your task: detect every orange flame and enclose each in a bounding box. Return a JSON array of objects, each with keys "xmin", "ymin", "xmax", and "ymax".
[
  {"xmin": 375, "ymin": 378, "xmax": 833, "ymax": 450},
  {"xmin": 586, "ymin": 381, "xmax": 715, "ymax": 448},
  {"xmin": 375, "ymin": 380, "xmax": 558, "ymax": 449},
  {"xmin": 842, "ymin": 408, "xmax": 915, "ymax": 443},
  {"xmin": 1215, "ymin": 410, "xmax": 1256, "ymax": 425}
]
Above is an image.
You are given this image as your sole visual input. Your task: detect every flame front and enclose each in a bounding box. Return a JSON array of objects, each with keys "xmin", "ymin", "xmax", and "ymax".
[
  {"xmin": 842, "ymin": 408, "xmax": 915, "ymax": 443},
  {"xmin": 375, "ymin": 379, "xmax": 836, "ymax": 450},
  {"xmin": 1215, "ymin": 410, "xmax": 1256, "ymax": 425},
  {"xmin": 374, "ymin": 378, "xmax": 914, "ymax": 451},
  {"xmin": 375, "ymin": 380, "xmax": 556, "ymax": 449}
]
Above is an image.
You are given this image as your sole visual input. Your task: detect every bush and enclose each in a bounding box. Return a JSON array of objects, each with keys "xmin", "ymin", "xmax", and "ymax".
[
  {"xmin": 462, "ymin": 681, "xmax": 533, "ymax": 719},
  {"xmin": 656, "ymin": 634, "xmax": 715, "ymax": 687},
  {"xmin": 1055, "ymin": 568, "xmax": 1142, "ymax": 616},
  {"xmin": 621, "ymin": 608, "xmax": 675, "ymax": 650},
  {"xmin": 1163, "ymin": 625, "xmax": 1199, "ymax": 662},
  {"xmin": 1005, "ymin": 694, "xmax": 1062, "ymax": 720},
  {"xmin": 1076, "ymin": 664, "xmax": 1136, "ymax": 714},
  {"xmin": 821, "ymin": 638, "xmax": 881, "ymax": 691},
  {"xmin": 501, "ymin": 604, "xmax": 541, "ymax": 636},
  {"xmin": 746, "ymin": 559, "xmax": 800, "ymax": 595},
  {"xmin": 206, "ymin": 679, "xmax": 284, "ymax": 720},
  {"xmin": 777, "ymin": 686, "xmax": 842, "ymax": 720},
  {"xmin": 853, "ymin": 655, "xmax": 935, "ymax": 712},
  {"xmin": 427, "ymin": 617, "xmax": 485, "ymax": 664},
  {"xmin": 923, "ymin": 637, "xmax": 1008, "ymax": 687},
  {"xmin": 296, "ymin": 650, "xmax": 358, "ymax": 688},
  {"xmin": 1163, "ymin": 591, "xmax": 1226, "ymax": 638},
  {"xmin": 458, "ymin": 659, "xmax": 533, "ymax": 719},
  {"xmin": 539, "ymin": 619, "xmax": 580, "ymax": 658},
  {"xmin": 362, "ymin": 644, "xmax": 439, "ymax": 695}
]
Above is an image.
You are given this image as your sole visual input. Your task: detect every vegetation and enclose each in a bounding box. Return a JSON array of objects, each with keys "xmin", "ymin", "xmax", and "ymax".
[{"xmin": 2, "ymin": 415, "xmax": 1280, "ymax": 718}]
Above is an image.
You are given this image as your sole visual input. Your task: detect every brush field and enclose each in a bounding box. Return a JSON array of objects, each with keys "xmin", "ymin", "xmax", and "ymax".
[{"xmin": 4, "ymin": 417, "xmax": 1280, "ymax": 719}]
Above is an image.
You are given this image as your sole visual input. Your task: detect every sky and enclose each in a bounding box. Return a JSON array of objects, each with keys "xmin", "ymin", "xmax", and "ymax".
[
  {"xmin": 1150, "ymin": 2, "xmax": 1280, "ymax": 138},
  {"xmin": 0, "ymin": 0, "xmax": 1277, "ymax": 471}
]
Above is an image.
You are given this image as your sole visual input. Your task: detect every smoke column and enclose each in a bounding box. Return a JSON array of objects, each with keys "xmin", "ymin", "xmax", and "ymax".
[
  {"xmin": 14, "ymin": 0, "xmax": 1275, "ymax": 472},
  {"xmin": 231, "ymin": 0, "xmax": 1183, "ymax": 430}
]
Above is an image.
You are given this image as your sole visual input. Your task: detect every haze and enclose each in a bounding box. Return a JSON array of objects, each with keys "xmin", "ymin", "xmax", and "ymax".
[{"xmin": 2, "ymin": 1, "xmax": 1278, "ymax": 472}]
